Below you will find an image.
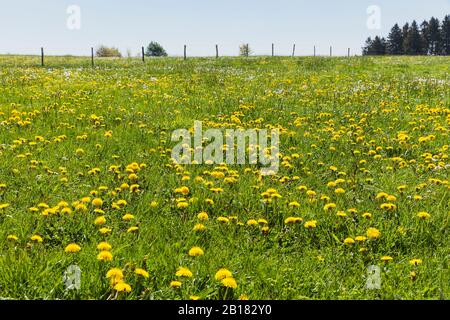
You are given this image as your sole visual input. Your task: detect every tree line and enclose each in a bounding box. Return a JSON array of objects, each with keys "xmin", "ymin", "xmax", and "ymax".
[{"xmin": 363, "ymin": 15, "xmax": 450, "ymax": 55}]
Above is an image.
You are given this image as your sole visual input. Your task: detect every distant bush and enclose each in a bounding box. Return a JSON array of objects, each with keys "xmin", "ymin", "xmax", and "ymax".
[
  {"xmin": 96, "ymin": 46, "xmax": 122, "ymax": 58},
  {"xmin": 239, "ymin": 44, "xmax": 251, "ymax": 56},
  {"xmin": 145, "ymin": 41, "xmax": 168, "ymax": 57}
]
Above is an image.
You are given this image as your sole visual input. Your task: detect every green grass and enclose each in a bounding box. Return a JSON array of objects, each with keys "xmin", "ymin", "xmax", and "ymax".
[{"xmin": 0, "ymin": 55, "xmax": 448, "ymax": 300}]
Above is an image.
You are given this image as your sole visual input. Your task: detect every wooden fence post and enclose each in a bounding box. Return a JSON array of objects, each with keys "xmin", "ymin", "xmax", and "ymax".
[
  {"xmin": 272, "ymin": 43, "xmax": 274, "ymax": 57},
  {"xmin": 348, "ymin": 48, "xmax": 350, "ymax": 57},
  {"xmin": 91, "ymin": 47, "xmax": 94, "ymax": 67},
  {"xmin": 41, "ymin": 47, "xmax": 44, "ymax": 66},
  {"xmin": 216, "ymin": 44, "xmax": 219, "ymax": 58},
  {"xmin": 184, "ymin": 45, "xmax": 187, "ymax": 60},
  {"xmin": 292, "ymin": 44, "xmax": 296, "ymax": 57},
  {"xmin": 142, "ymin": 46, "xmax": 145, "ymax": 62},
  {"xmin": 330, "ymin": 46, "xmax": 332, "ymax": 57},
  {"xmin": 313, "ymin": 46, "xmax": 316, "ymax": 57}
]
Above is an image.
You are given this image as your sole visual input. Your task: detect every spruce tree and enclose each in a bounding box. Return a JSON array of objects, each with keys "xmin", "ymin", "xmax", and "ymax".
[
  {"xmin": 369, "ymin": 36, "xmax": 386, "ymax": 55},
  {"xmin": 145, "ymin": 42, "xmax": 168, "ymax": 57},
  {"xmin": 428, "ymin": 17, "xmax": 442, "ymax": 55},
  {"xmin": 440, "ymin": 15, "xmax": 450, "ymax": 55},
  {"xmin": 401, "ymin": 23, "xmax": 409, "ymax": 53},
  {"xmin": 404, "ymin": 20, "xmax": 423, "ymax": 55},
  {"xmin": 420, "ymin": 20, "xmax": 430, "ymax": 54},
  {"xmin": 362, "ymin": 37, "xmax": 373, "ymax": 55},
  {"xmin": 387, "ymin": 23, "xmax": 404, "ymax": 54}
]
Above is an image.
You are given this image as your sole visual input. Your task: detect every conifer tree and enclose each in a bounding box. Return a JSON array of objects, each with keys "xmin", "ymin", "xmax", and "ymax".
[
  {"xmin": 440, "ymin": 15, "xmax": 450, "ymax": 54},
  {"xmin": 387, "ymin": 23, "xmax": 404, "ymax": 54},
  {"xmin": 420, "ymin": 20, "xmax": 430, "ymax": 54},
  {"xmin": 427, "ymin": 17, "xmax": 442, "ymax": 55},
  {"xmin": 403, "ymin": 21, "xmax": 423, "ymax": 55}
]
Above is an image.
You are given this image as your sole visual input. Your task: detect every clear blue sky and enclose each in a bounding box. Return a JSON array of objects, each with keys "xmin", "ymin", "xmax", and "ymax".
[{"xmin": 0, "ymin": 0, "xmax": 449, "ymax": 56}]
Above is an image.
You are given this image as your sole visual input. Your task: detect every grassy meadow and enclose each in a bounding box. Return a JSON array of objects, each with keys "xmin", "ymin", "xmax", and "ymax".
[{"xmin": 0, "ymin": 55, "xmax": 448, "ymax": 299}]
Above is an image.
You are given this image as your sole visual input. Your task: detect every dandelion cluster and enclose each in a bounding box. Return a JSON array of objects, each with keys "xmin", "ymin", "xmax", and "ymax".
[{"xmin": 0, "ymin": 55, "xmax": 448, "ymax": 299}]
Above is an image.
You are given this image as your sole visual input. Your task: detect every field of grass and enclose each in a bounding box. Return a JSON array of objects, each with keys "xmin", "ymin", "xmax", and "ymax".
[{"xmin": 0, "ymin": 55, "xmax": 448, "ymax": 300}]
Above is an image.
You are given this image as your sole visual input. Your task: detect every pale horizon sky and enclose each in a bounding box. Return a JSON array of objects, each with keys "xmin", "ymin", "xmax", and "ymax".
[{"xmin": 0, "ymin": 0, "xmax": 449, "ymax": 57}]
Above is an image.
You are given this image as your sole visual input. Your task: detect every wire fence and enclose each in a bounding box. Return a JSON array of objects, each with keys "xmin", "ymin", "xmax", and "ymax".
[{"xmin": 0, "ymin": 44, "xmax": 360, "ymax": 67}]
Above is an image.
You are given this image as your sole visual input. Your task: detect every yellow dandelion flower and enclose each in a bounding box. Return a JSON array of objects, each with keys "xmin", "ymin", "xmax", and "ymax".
[
  {"xmin": 381, "ymin": 255, "xmax": 393, "ymax": 262},
  {"xmin": 362, "ymin": 212, "xmax": 372, "ymax": 219},
  {"xmin": 134, "ymin": 268, "xmax": 149, "ymax": 278},
  {"xmin": 257, "ymin": 219, "xmax": 268, "ymax": 225},
  {"xmin": 366, "ymin": 227, "xmax": 381, "ymax": 239},
  {"xmin": 284, "ymin": 217, "xmax": 303, "ymax": 224},
  {"xmin": 114, "ymin": 282, "xmax": 131, "ymax": 293},
  {"xmin": 175, "ymin": 267, "xmax": 193, "ymax": 278},
  {"xmin": 193, "ymin": 223, "xmax": 206, "ymax": 232},
  {"xmin": 376, "ymin": 192, "xmax": 388, "ymax": 200},
  {"xmin": 61, "ymin": 207, "xmax": 73, "ymax": 214},
  {"xmin": 99, "ymin": 227, "xmax": 112, "ymax": 235},
  {"xmin": 197, "ymin": 211, "xmax": 208, "ymax": 220},
  {"xmin": 122, "ymin": 213, "xmax": 135, "ymax": 221},
  {"xmin": 97, "ymin": 250, "xmax": 113, "ymax": 261},
  {"xmin": 386, "ymin": 195, "xmax": 397, "ymax": 202},
  {"xmin": 150, "ymin": 201, "xmax": 158, "ymax": 208},
  {"xmin": 65, "ymin": 243, "xmax": 81, "ymax": 253},
  {"xmin": 417, "ymin": 211, "xmax": 430, "ymax": 219},
  {"xmin": 217, "ymin": 216, "xmax": 229, "ymax": 223},
  {"xmin": 128, "ymin": 174, "xmax": 138, "ymax": 181},
  {"xmin": 106, "ymin": 268, "xmax": 123, "ymax": 280},
  {"xmin": 261, "ymin": 226, "xmax": 269, "ymax": 235},
  {"xmin": 336, "ymin": 211, "xmax": 347, "ymax": 218},
  {"xmin": 91, "ymin": 198, "xmax": 103, "ymax": 207},
  {"xmin": 327, "ymin": 181, "xmax": 337, "ymax": 188},
  {"xmin": 80, "ymin": 197, "xmax": 91, "ymax": 203},
  {"xmin": 177, "ymin": 201, "xmax": 189, "ymax": 209},
  {"xmin": 343, "ymin": 237, "xmax": 355, "ymax": 245},
  {"xmin": 323, "ymin": 203, "xmax": 337, "ymax": 211},
  {"xmin": 221, "ymin": 277, "xmax": 237, "ymax": 289},
  {"xmin": 215, "ymin": 268, "xmax": 232, "ymax": 280},
  {"xmin": 97, "ymin": 241, "xmax": 112, "ymax": 251},
  {"xmin": 175, "ymin": 186, "xmax": 190, "ymax": 195},
  {"xmin": 170, "ymin": 280, "xmax": 182, "ymax": 288},
  {"xmin": 94, "ymin": 216, "xmax": 106, "ymax": 225},
  {"xmin": 37, "ymin": 203, "xmax": 49, "ymax": 209},
  {"xmin": 288, "ymin": 201, "xmax": 300, "ymax": 208},
  {"xmin": 116, "ymin": 199, "xmax": 127, "ymax": 207},
  {"xmin": 30, "ymin": 235, "xmax": 43, "ymax": 243},
  {"xmin": 188, "ymin": 246, "xmax": 204, "ymax": 257},
  {"xmin": 304, "ymin": 220, "xmax": 317, "ymax": 229},
  {"xmin": 127, "ymin": 226, "xmax": 139, "ymax": 233},
  {"xmin": 75, "ymin": 203, "xmax": 87, "ymax": 212},
  {"xmin": 7, "ymin": 235, "xmax": 18, "ymax": 241},
  {"xmin": 409, "ymin": 259, "xmax": 423, "ymax": 266},
  {"xmin": 0, "ymin": 203, "xmax": 10, "ymax": 210}
]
